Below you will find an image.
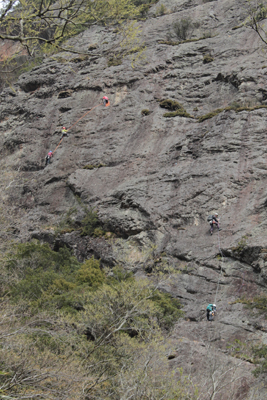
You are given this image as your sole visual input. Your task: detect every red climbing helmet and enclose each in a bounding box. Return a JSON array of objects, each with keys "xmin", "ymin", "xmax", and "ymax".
[{"xmin": 62, "ymin": 126, "xmax": 66, "ymax": 129}]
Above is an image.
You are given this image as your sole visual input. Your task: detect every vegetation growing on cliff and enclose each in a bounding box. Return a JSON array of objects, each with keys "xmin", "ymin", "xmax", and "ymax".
[
  {"xmin": 160, "ymin": 99, "xmax": 193, "ymax": 118},
  {"xmin": 0, "ymin": 240, "xmax": 190, "ymax": 399},
  {"xmin": 198, "ymin": 104, "xmax": 267, "ymax": 122},
  {"xmin": 0, "ymin": 0, "xmax": 147, "ymax": 55},
  {"xmin": 0, "ymin": 0, "xmax": 150, "ymax": 89}
]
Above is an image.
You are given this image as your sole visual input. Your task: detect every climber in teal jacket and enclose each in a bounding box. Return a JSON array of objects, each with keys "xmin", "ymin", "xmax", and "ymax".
[{"xmin": 207, "ymin": 304, "xmax": 216, "ymax": 321}]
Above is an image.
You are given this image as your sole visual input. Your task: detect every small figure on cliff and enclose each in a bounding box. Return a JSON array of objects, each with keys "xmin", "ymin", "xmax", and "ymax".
[
  {"xmin": 45, "ymin": 150, "xmax": 53, "ymax": 166},
  {"xmin": 207, "ymin": 212, "xmax": 220, "ymax": 235},
  {"xmin": 102, "ymin": 96, "xmax": 110, "ymax": 107},
  {"xmin": 206, "ymin": 304, "xmax": 216, "ymax": 321},
  {"xmin": 60, "ymin": 126, "xmax": 69, "ymax": 140}
]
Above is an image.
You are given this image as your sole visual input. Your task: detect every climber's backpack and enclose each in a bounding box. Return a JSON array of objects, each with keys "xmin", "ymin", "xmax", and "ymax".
[{"xmin": 207, "ymin": 215, "xmax": 213, "ymax": 222}]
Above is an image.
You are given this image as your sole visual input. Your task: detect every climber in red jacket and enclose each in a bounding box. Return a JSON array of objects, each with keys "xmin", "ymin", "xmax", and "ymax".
[
  {"xmin": 102, "ymin": 96, "xmax": 110, "ymax": 106},
  {"xmin": 45, "ymin": 151, "xmax": 53, "ymax": 166}
]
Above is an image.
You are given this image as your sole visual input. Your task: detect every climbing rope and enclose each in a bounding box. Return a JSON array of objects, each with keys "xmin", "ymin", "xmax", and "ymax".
[
  {"xmin": 51, "ymin": 102, "xmax": 103, "ymax": 155},
  {"xmin": 65, "ymin": 103, "xmax": 102, "ymax": 133},
  {"xmin": 214, "ymin": 223, "xmax": 224, "ymax": 305},
  {"xmin": 52, "ymin": 137, "xmax": 64, "ymax": 154}
]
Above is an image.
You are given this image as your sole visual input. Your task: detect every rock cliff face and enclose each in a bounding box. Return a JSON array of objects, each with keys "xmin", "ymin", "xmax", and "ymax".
[{"xmin": 1, "ymin": 0, "xmax": 267, "ymax": 396}]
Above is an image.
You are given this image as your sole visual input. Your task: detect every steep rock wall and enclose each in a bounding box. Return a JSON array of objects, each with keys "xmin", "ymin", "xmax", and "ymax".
[{"xmin": 1, "ymin": 0, "xmax": 267, "ymax": 396}]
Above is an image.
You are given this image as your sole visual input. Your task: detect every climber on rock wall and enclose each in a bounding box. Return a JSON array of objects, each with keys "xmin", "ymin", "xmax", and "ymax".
[
  {"xmin": 45, "ymin": 101, "xmax": 109, "ymax": 165},
  {"xmin": 206, "ymin": 304, "xmax": 216, "ymax": 321},
  {"xmin": 60, "ymin": 126, "xmax": 68, "ymax": 140},
  {"xmin": 207, "ymin": 212, "xmax": 220, "ymax": 235},
  {"xmin": 45, "ymin": 150, "xmax": 53, "ymax": 166},
  {"xmin": 102, "ymin": 96, "xmax": 110, "ymax": 106}
]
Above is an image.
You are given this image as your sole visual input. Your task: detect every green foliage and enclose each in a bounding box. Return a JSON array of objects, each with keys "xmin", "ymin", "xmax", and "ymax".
[
  {"xmin": 80, "ymin": 208, "xmax": 101, "ymax": 236},
  {"xmin": 155, "ymin": 4, "xmax": 168, "ymax": 16},
  {"xmin": 238, "ymin": 295, "xmax": 267, "ymax": 316},
  {"xmin": 198, "ymin": 104, "xmax": 267, "ymax": 122},
  {"xmin": 226, "ymin": 339, "xmax": 253, "ymax": 362},
  {"xmin": 6, "ymin": 241, "xmax": 80, "ymax": 303},
  {"xmin": 93, "ymin": 227, "xmax": 106, "ymax": 237},
  {"xmin": 55, "ymin": 207, "xmax": 78, "ymax": 235},
  {"xmin": 202, "ymin": 30, "xmax": 212, "ymax": 38},
  {"xmin": 198, "ymin": 108, "xmax": 224, "ymax": 122},
  {"xmin": 107, "ymin": 57, "xmax": 122, "ymax": 67},
  {"xmin": 229, "ymin": 101, "xmax": 242, "ymax": 110},
  {"xmin": 76, "ymin": 257, "xmax": 105, "ymax": 286},
  {"xmin": 160, "ymin": 99, "xmax": 184, "ymax": 111},
  {"xmin": 255, "ymin": 4, "xmax": 267, "ymax": 22},
  {"xmin": 56, "ymin": 206, "xmax": 106, "ymax": 238},
  {"xmin": 231, "ymin": 235, "xmax": 248, "ymax": 254},
  {"xmin": 0, "ymin": 237, "xmax": 191, "ymax": 399},
  {"xmin": 160, "ymin": 99, "xmax": 193, "ymax": 118},
  {"xmin": 110, "ymin": 265, "xmax": 134, "ymax": 283},
  {"xmin": 6, "ymin": 241, "xmax": 80, "ymax": 278},
  {"xmin": 203, "ymin": 54, "xmax": 214, "ymax": 63},
  {"xmin": 141, "ymin": 109, "xmax": 151, "ymax": 115},
  {"xmin": 132, "ymin": 0, "xmax": 158, "ymax": 5},
  {"xmin": 0, "ymin": 0, "xmax": 145, "ymax": 55},
  {"xmin": 82, "ymin": 163, "xmax": 104, "ymax": 169},
  {"xmin": 152, "ymin": 291, "xmax": 184, "ymax": 328},
  {"xmin": 172, "ymin": 18, "xmax": 194, "ymax": 40},
  {"xmin": 252, "ymin": 344, "xmax": 267, "ymax": 376},
  {"xmin": 163, "ymin": 109, "xmax": 193, "ymax": 118}
]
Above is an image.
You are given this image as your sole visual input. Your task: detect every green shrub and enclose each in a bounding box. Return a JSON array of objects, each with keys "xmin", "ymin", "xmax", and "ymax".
[
  {"xmin": 198, "ymin": 108, "xmax": 224, "ymax": 122},
  {"xmin": 238, "ymin": 295, "xmax": 267, "ymax": 315},
  {"xmin": 255, "ymin": 5, "xmax": 267, "ymax": 22},
  {"xmin": 202, "ymin": 30, "xmax": 212, "ymax": 38},
  {"xmin": 80, "ymin": 208, "xmax": 100, "ymax": 236},
  {"xmin": 203, "ymin": 54, "xmax": 214, "ymax": 64},
  {"xmin": 132, "ymin": 0, "xmax": 156, "ymax": 4},
  {"xmin": 163, "ymin": 109, "xmax": 193, "ymax": 118},
  {"xmin": 141, "ymin": 109, "xmax": 151, "ymax": 115},
  {"xmin": 172, "ymin": 18, "xmax": 193, "ymax": 40},
  {"xmin": 231, "ymin": 236, "xmax": 248, "ymax": 254},
  {"xmin": 6, "ymin": 241, "xmax": 80, "ymax": 278},
  {"xmin": 152, "ymin": 291, "xmax": 184, "ymax": 328},
  {"xmin": 109, "ymin": 266, "xmax": 134, "ymax": 283},
  {"xmin": 227, "ymin": 339, "xmax": 253, "ymax": 363},
  {"xmin": 229, "ymin": 101, "xmax": 242, "ymax": 110},
  {"xmin": 6, "ymin": 242, "xmax": 81, "ymax": 303},
  {"xmin": 155, "ymin": 4, "xmax": 167, "ymax": 16},
  {"xmin": 11, "ymin": 269, "xmax": 59, "ymax": 301},
  {"xmin": 160, "ymin": 99, "xmax": 193, "ymax": 118},
  {"xmin": 198, "ymin": 104, "xmax": 267, "ymax": 122},
  {"xmin": 107, "ymin": 58, "xmax": 122, "ymax": 67},
  {"xmin": 56, "ymin": 207, "xmax": 78, "ymax": 235},
  {"xmin": 160, "ymin": 99, "xmax": 183, "ymax": 111},
  {"xmin": 76, "ymin": 257, "xmax": 105, "ymax": 287},
  {"xmin": 93, "ymin": 227, "xmax": 105, "ymax": 237},
  {"xmin": 83, "ymin": 163, "xmax": 104, "ymax": 169}
]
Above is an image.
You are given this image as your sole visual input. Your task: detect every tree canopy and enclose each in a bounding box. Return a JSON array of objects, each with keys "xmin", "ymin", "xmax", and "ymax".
[{"xmin": 0, "ymin": 0, "xmax": 145, "ymax": 55}]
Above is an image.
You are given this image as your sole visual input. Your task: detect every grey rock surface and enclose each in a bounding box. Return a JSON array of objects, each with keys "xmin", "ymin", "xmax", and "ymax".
[{"xmin": 1, "ymin": 0, "xmax": 267, "ymax": 397}]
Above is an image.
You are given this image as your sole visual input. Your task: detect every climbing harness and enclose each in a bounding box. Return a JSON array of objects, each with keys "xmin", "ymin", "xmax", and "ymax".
[{"xmin": 49, "ymin": 101, "xmax": 106, "ymax": 157}]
